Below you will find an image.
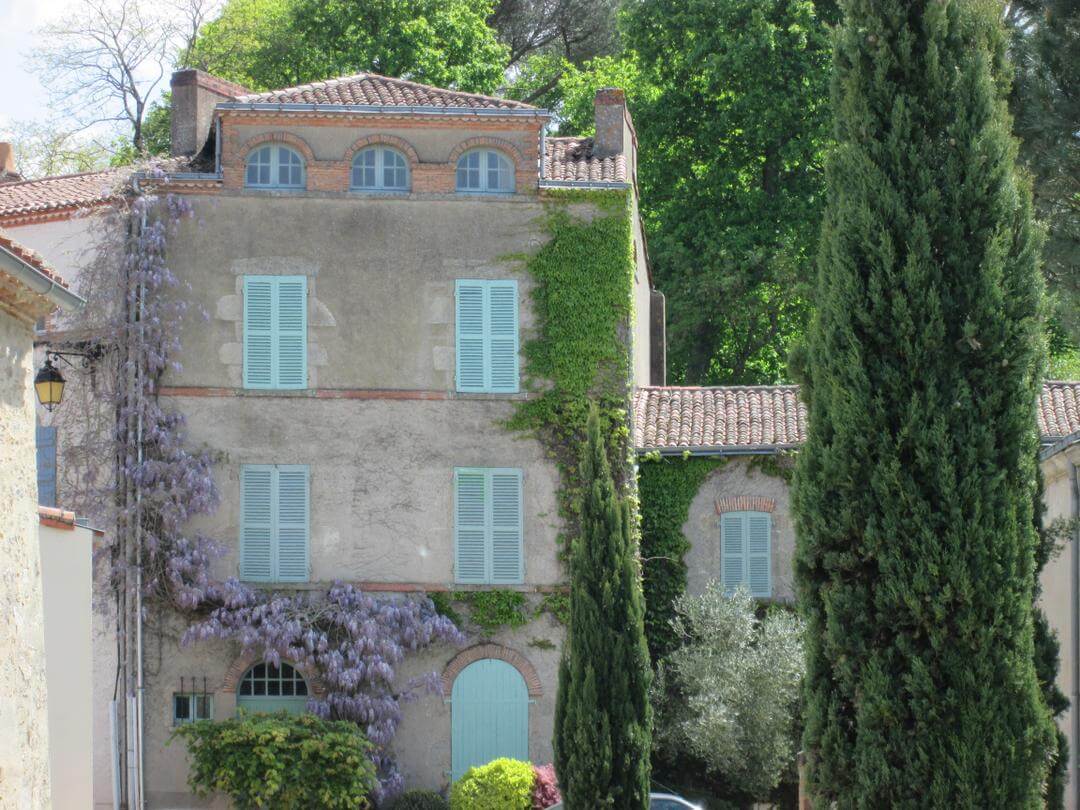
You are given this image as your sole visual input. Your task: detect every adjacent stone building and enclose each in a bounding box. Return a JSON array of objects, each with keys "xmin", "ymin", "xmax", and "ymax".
[{"xmin": 0, "ymin": 231, "xmax": 83, "ymax": 809}]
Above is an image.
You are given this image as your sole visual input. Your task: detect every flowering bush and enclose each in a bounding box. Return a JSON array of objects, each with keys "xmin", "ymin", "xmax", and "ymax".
[
  {"xmin": 450, "ymin": 758, "xmax": 534, "ymax": 810},
  {"xmin": 172, "ymin": 711, "xmax": 376, "ymax": 809},
  {"xmin": 530, "ymin": 764, "xmax": 561, "ymax": 808}
]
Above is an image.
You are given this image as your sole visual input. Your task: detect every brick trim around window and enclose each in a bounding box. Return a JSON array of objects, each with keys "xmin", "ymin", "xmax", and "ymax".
[
  {"xmin": 442, "ymin": 643, "xmax": 543, "ymax": 697},
  {"xmin": 221, "ymin": 652, "xmax": 327, "ymax": 698},
  {"xmin": 716, "ymin": 495, "xmax": 776, "ymax": 515},
  {"xmin": 343, "ymin": 134, "xmax": 421, "ymax": 168}
]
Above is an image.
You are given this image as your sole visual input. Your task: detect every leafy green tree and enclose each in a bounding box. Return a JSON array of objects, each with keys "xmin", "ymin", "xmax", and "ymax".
[
  {"xmin": 1007, "ymin": 0, "xmax": 1080, "ymax": 350},
  {"xmin": 623, "ymin": 0, "xmax": 835, "ymax": 384},
  {"xmin": 793, "ymin": 0, "xmax": 1055, "ymax": 805},
  {"xmin": 652, "ymin": 586, "xmax": 805, "ymax": 799},
  {"xmin": 186, "ymin": 0, "xmax": 509, "ymax": 93},
  {"xmin": 554, "ymin": 404, "xmax": 651, "ymax": 809}
]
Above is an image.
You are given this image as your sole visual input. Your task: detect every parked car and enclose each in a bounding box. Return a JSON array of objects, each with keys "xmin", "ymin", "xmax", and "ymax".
[{"xmin": 548, "ymin": 793, "xmax": 704, "ymax": 810}]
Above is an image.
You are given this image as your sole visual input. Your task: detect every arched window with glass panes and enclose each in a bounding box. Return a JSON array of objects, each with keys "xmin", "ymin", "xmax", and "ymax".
[
  {"xmin": 455, "ymin": 149, "xmax": 514, "ymax": 194},
  {"xmin": 236, "ymin": 661, "xmax": 310, "ymax": 715},
  {"xmin": 351, "ymin": 146, "xmax": 410, "ymax": 191},
  {"xmin": 245, "ymin": 145, "xmax": 306, "ymax": 190}
]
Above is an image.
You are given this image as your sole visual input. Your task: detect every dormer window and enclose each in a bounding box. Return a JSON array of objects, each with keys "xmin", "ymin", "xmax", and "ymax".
[
  {"xmin": 351, "ymin": 147, "xmax": 410, "ymax": 192},
  {"xmin": 456, "ymin": 149, "xmax": 514, "ymax": 194},
  {"xmin": 245, "ymin": 145, "xmax": 305, "ymax": 190}
]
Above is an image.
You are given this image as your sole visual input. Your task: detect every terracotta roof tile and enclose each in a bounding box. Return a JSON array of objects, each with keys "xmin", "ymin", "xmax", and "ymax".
[
  {"xmin": 1039, "ymin": 381, "xmax": 1080, "ymax": 440},
  {"xmin": 543, "ymin": 136, "xmax": 626, "ymax": 184},
  {"xmin": 0, "ymin": 168, "xmax": 123, "ymax": 220},
  {"xmin": 633, "ymin": 383, "xmax": 1080, "ymax": 452},
  {"xmin": 0, "ymin": 229, "xmax": 71, "ymax": 288},
  {"xmin": 233, "ymin": 73, "xmax": 536, "ymax": 110}
]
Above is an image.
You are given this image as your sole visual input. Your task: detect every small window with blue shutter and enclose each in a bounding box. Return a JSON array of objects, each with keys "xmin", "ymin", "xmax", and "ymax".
[
  {"xmin": 36, "ymin": 424, "xmax": 57, "ymax": 507},
  {"xmin": 455, "ymin": 280, "xmax": 519, "ymax": 393},
  {"xmin": 720, "ymin": 511, "xmax": 771, "ymax": 597},
  {"xmin": 243, "ymin": 276, "xmax": 307, "ymax": 390},
  {"xmin": 240, "ymin": 464, "xmax": 310, "ymax": 583},
  {"xmin": 454, "ymin": 468, "xmax": 523, "ymax": 584}
]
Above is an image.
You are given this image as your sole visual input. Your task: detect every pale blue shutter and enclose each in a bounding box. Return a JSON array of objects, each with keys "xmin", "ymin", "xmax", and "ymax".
[
  {"xmin": 720, "ymin": 512, "xmax": 745, "ymax": 594},
  {"xmin": 451, "ymin": 659, "xmax": 529, "ymax": 782},
  {"xmin": 455, "ymin": 469, "xmax": 487, "ymax": 583},
  {"xmin": 456, "ymin": 281, "xmax": 486, "ymax": 392},
  {"xmin": 240, "ymin": 465, "xmax": 273, "ymax": 581},
  {"xmin": 275, "ymin": 466, "xmax": 309, "ymax": 582},
  {"xmin": 487, "ymin": 281, "xmax": 519, "ymax": 393},
  {"xmin": 746, "ymin": 513, "xmax": 772, "ymax": 597},
  {"xmin": 275, "ymin": 277, "xmax": 307, "ymax": 389},
  {"xmin": 490, "ymin": 470, "xmax": 523, "ymax": 584},
  {"xmin": 36, "ymin": 425, "xmax": 57, "ymax": 507},
  {"xmin": 243, "ymin": 278, "xmax": 273, "ymax": 388}
]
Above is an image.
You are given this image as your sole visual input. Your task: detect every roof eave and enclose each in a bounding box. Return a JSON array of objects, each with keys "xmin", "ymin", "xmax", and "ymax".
[
  {"xmin": 217, "ymin": 102, "xmax": 550, "ymax": 119},
  {"xmin": 1040, "ymin": 432, "xmax": 1080, "ymax": 462},
  {"xmin": 0, "ymin": 243, "xmax": 84, "ymax": 311},
  {"xmin": 637, "ymin": 444, "xmax": 800, "ymax": 457}
]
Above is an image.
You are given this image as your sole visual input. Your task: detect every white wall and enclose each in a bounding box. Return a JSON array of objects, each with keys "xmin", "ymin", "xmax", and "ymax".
[{"xmin": 39, "ymin": 516, "xmax": 95, "ymax": 809}]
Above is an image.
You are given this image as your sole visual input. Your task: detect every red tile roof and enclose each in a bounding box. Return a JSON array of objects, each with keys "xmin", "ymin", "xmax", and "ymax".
[
  {"xmin": 0, "ymin": 168, "xmax": 123, "ymax": 221},
  {"xmin": 232, "ymin": 73, "xmax": 536, "ymax": 110},
  {"xmin": 543, "ymin": 136, "xmax": 627, "ymax": 184},
  {"xmin": 633, "ymin": 382, "xmax": 1080, "ymax": 452},
  {"xmin": 0, "ymin": 229, "xmax": 71, "ymax": 289}
]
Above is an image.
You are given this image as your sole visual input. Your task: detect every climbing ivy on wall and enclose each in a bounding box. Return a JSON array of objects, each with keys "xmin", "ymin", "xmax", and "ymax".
[
  {"xmin": 637, "ymin": 455, "xmax": 728, "ymax": 659},
  {"xmin": 509, "ymin": 189, "xmax": 637, "ymax": 550}
]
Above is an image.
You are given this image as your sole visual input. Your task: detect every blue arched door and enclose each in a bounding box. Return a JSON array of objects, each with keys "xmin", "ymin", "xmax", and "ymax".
[{"xmin": 451, "ymin": 659, "xmax": 529, "ymax": 781}]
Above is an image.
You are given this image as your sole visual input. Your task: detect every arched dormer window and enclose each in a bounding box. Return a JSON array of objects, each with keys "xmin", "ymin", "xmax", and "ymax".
[
  {"xmin": 236, "ymin": 661, "xmax": 310, "ymax": 715},
  {"xmin": 455, "ymin": 149, "xmax": 514, "ymax": 194},
  {"xmin": 351, "ymin": 146, "xmax": 410, "ymax": 191},
  {"xmin": 245, "ymin": 145, "xmax": 305, "ymax": 190}
]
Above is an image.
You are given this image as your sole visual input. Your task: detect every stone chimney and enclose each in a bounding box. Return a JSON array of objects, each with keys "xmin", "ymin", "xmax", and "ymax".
[
  {"xmin": 0, "ymin": 142, "xmax": 23, "ymax": 184},
  {"xmin": 170, "ymin": 69, "xmax": 249, "ymax": 157},
  {"xmin": 593, "ymin": 87, "xmax": 628, "ymax": 159}
]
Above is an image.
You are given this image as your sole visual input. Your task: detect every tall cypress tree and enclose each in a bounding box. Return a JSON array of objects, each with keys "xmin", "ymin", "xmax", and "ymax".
[
  {"xmin": 793, "ymin": 1, "xmax": 1055, "ymax": 806},
  {"xmin": 554, "ymin": 404, "xmax": 651, "ymax": 809}
]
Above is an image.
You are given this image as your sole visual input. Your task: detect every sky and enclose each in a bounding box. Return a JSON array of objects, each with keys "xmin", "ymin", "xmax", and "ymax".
[{"xmin": 0, "ymin": 0, "xmax": 73, "ymax": 130}]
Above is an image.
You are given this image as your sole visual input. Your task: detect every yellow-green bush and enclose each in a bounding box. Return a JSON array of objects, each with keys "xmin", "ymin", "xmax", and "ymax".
[{"xmin": 449, "ymin": 758, "xmax": 534, "ymax": 810}]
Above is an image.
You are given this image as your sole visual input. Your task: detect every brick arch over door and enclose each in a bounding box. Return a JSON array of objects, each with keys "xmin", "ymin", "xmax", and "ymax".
[
  {"xmin": 221, "ymin": 652, "xmax": 327, "ymax": 698},
  {"xmin": 442, "ymin": 643, "xmax": 542, "ymax": 697},
  {"xmin": 344, "ymin": 134, "xmax": 420, "ymax": 168},
  {"xmin": 446, "ymin": 137, "xmax": 527, "ymax": 174}
]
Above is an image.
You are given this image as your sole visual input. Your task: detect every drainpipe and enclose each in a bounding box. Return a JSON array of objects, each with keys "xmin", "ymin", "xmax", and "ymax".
[{"xmin": 1071, "ymin": 459, "xmax": 1079, "ymax": 810}]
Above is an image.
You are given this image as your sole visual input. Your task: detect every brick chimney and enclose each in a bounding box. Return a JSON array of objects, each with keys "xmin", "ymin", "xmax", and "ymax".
[
  {"xmin": 0, "ymin": 142, "xmax": 23, "ymax": 184},
  {"xmin": 593, "ymin": 87, "xmax": 628, "ymax": 159},
  {"xmin": 170, "ymin": 69, "xmax": 249, "ymax": 157}
]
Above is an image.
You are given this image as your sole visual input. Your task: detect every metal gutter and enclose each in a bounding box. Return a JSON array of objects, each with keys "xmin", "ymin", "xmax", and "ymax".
[
  {"xmin": 217, "ymin": 101, "xmax": 551, "ymax": 119},
  {"xmin": 539, "ymin": 179, "xmax": 631, "ymax": 190},
  {"xmin": 1041, "ymin": 432, "xmax": 1080, "ymax": 462},
  {"xmin": 0, "ymin": 244, "xmax": 85, "ymax": 311}
]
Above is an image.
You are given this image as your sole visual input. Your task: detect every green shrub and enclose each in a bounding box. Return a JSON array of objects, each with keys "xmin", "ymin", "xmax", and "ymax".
[
  {"xmin": 171, "ymin": 711, "xmax": 376, "ymax": 809},
  {"xmin": 385, "ymin": 789, "xmax": 449, "ymax": 810},
  {"xmin": 450, "ymin": 758, "xmax": 535, "ymax": 810}
]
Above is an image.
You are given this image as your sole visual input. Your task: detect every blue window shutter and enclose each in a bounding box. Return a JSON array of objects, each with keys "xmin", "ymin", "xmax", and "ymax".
[
  {"xmin": 746, "ymin": 513, "xmax": 772, "ymax": 597},
  {"xmin": 487, "ymin": 281, "xmax": 519, "ymax": 393},
  {"xmin": 456, "ymin": 281, "xmax": 486, "ymax": 392},
  {"xmin": 275, "ymin": 277, "xmax": 307, "ymax": 389},
  {"xmin": 451, "ymin": 659, "xmax": 529, "ymax": 782},
  {"xmin": 243, "ymin": 277, "xmax": 274, "ymax": 388},
  {"xmin": 275, "ymin": 466, "xmax": 310, "ymax": 582},
  {"xmin": 455, "ymin": 470, "xmax": 488, "ymax": 583},
  {"xmin": 240, "ymin": 465, "xmax": 273, "ymax": 581},
  {"xmin": 36, "ymin": 425, "xmax": 57, "ymax": 507},
  {"xmin": 490, "ymin": 470, "xmax": 523, "ymax": 584},
  {"xmin": 720, "ymin": 512, "xmax": 746, "ymax": 594}
]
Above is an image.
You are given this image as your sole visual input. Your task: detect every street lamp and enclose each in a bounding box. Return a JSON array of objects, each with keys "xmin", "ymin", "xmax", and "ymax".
[{"xmin": 34, "ymin": 358, "xmax": 66, "ymax": 411}]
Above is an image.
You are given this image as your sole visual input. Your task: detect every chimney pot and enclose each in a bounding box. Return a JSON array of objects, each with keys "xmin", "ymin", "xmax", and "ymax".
[
  {"xmin": 170, "ymin": 69, "xmax": 249, "ymax": 158},
  {"xmin": 0, "ymin": 142, "xmax": 22, "ymax": 184},
  {"xmin": 593, "ymin": 87, "xmax": 627, "ymax": 159}
]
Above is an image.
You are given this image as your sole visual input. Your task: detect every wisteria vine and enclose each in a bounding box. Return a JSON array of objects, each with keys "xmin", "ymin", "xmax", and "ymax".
[{"xmin": 65, "ymin": 171, "xmax": 463, "ymax": 802}]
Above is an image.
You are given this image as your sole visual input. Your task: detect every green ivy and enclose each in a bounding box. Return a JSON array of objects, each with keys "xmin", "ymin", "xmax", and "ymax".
[
  {"xmin": 428, "ymin": 592, "xmax": 464, "ymax": 628},
  {"xmin": 538, "ymin": 592, "xmax": 570, "ymax": 625},
  {"xmin": 452, "ymin": 591, "xmax": 530, "ymax": 634},
  {"xmin": 508, "ymin": 189, "xmax": 637, "ymax": 556},
  {"xmin": 747, "ymin": 453, "xmax": 796, "ymax": 484},
  {"xmin": 637, "ymin": 455, "xmax": 729, "ymax": 659}
]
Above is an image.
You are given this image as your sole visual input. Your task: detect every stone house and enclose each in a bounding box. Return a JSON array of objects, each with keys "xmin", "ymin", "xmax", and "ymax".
[
  {"xmin": 0, "ymin": 230, "xmax": 84, "ymax": 809},
  {"xmin": 2, "ymin": 67, "xmax": 1078, "ymax": 809}
]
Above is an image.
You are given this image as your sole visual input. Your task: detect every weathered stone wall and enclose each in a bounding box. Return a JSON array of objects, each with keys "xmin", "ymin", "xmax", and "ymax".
[{"xmin": 0, "ymin": 309, "xmax": 51, "ymax": 809}]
